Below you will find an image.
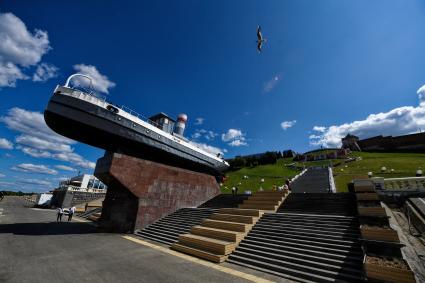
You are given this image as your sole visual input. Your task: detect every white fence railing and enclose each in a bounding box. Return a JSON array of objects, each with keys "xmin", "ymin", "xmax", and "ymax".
[{"xmin": 367, "ymin": 176, "xmax": 425, "ymax": 191}]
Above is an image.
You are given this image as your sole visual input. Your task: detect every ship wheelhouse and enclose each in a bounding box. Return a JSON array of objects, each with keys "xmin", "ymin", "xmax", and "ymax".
[{"xmin": 148, "ymin": 112, "xmax": 175, "ymax": 134}]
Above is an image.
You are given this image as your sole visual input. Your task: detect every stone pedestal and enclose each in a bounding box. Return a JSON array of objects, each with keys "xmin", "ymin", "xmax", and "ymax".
[{"xmin": 95, "ymin": 152, "xmax": 220, "ymax": 232}]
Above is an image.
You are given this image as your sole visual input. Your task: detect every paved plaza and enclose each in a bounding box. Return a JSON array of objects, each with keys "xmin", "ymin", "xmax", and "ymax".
[{"xmin": 0, "ymin": 197, "xmax": 284, "ymax": 283}]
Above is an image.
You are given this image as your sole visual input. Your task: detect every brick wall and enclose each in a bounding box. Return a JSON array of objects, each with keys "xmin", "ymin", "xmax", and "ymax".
[{"xmin": 95, "ymin": 152, "xmax": 220, "ymax": 232}]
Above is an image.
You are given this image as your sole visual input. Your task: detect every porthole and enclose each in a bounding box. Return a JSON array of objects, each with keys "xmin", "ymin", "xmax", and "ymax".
[
  {"xmin": 107, "ymin": 105, "xmax": 119, "ymax": 114},
  {"xmin": 133, "ymin": 123, "xmax": 136, "ymax": 127},
  {"xmin": 118, "ymin": 117, "xmax": 121, "ymax": 121},
  {"xmin": 146, "ymin": 129, "xmax": 150, "ymax": 133}
]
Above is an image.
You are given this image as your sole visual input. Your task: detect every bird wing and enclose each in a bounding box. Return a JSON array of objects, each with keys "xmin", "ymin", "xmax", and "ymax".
[
  {"xmin": 257, "ymin": 26, "xmax": 262, "ymax": 41},
  {"xmin": 257, "ymin": 41, "xmax": 262, "ymax": 52}
]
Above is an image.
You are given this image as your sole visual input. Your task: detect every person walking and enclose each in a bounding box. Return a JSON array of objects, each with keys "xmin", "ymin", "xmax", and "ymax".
[
  {"xmin": 68, "ymin": 206, "xmax": 76, "ymax": 221},
  {"xmin": 57, "ymin": 207, "xmax": 64, "ymax": 222}
]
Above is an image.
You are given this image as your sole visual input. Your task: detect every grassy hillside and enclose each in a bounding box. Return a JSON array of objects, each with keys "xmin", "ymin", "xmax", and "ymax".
[
  {"xmin": 222, "ymin": 158, "xmax": 300, "ymax": 194},
  {"xmin": 223, "ymin": 151, "xmax": 425, "ymax": 193},
  {"xmin": 333, "ymin": 152, "xmax": 425, "ymax": 192}
]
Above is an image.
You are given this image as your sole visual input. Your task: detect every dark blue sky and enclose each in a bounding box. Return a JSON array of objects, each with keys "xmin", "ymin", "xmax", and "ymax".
[{"xmin": 1, "ymin": 1, "xmax": 425, "ymax": 191}]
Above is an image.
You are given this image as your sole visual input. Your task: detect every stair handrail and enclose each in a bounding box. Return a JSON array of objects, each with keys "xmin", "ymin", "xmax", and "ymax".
[{"xmin": 328, "ymin": 166, "xmax": 336, "ymax": 193}]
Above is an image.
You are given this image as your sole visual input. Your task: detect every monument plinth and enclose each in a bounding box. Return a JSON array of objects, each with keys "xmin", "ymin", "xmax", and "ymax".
[{"xmin": 95, "ymin": 152, "xmax": 220, "ymax": 232}]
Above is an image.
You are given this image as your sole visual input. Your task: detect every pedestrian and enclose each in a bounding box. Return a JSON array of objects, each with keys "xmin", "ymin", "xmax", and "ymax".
[
  {"xmin": 231, "ymin": 187, "xmax": 236, "ymax": 197},
  {"xmin": 57, "ymin": 207, "xmax": 63, "ymax": 222},
  {"xmin": 0, "ymin": 191, "xmax": 4, "ymax": 201},
  {"xmin": 68, "ymin": 206, "xmax": 76, "ymax": 221},
  {"xmin": 235, "ymin": 186, "xmax": 239, "ymax": 196}
]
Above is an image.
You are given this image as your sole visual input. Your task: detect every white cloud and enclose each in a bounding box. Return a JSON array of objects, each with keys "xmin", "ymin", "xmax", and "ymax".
[
  {"xmin": 229, "ymin": 139, "xmax": 247, "ymax": 147},
  {"xmin": 192, "ymin": 129, "xmax": 218, "ymax": 141},
  {"xmin": 1, "ymin": 107, "xmax": 74, "ymax": 145},
  {"xmin": 310, "ymin": 92, "xmax": 425, "ymax": 147},
  {"xmin": 191, "ymin": 132, "xmax": 202, "ymax": 139},
  {"xmin": 222, "ymin": 129, "xmax": 243, "ymax": 142},
  {"xmin": 0, "ymin": 173, "xmax": 5, "ymax": 178},
  {"xmin": 189, "ymin": 141, "xmax": 225, "ymax": 156},
  {"xmin": 195, "ymin": 117, "xmax": 204, "ymax": 125},
  {"xmin": 32, "ymin": 63, "xmax": 58, "ymax": 82},
  {"xmin": 313, "ymin": 126, "xmax": 326, "ymax": 133},
  {"xmin": 221, "ymin": 128, "xmax": 247, "ymax": 147},
  {"xmin": 0, "ymin": 12, "xmax": 52, "ymax": 87},
  {"xmin": 55, "ymin": 165, "xmax": 77, "ymax": 172},
  {"xmin": 0, "ymin": 62, "xmax": 28, "ymax": 87},
  {"xmin": 263, "ymin": 74, "xmax": 281, "ymax": 94},
  {"xmin": 19, "ymin": 147, "xmax": 52, "ymax": 158},
  {"xmin": 73, "ymin": 64, "xmax": 116, "ymax": 94},
  {"xmin": 12, "ymin": 163, "xmax": 57, "ymax": 175},
  {"xmin": 0, "ymin": 137, "xmax": 13, "ymax": 149},
  {"xmin": 280, "ymin": 120, "xmax": 297, "ymax": 130},
  {"xmin": 16, "ymin": 135, "xmax": 72, "ymax": 152},
  {"xmin": 52, "ymin": 152, "xmax": 95, "ymax": 169},
  {"xmin": 18, "ymin": 179, "xmax": 51, "ymax": 186},
  {"xmin": 1, "ymin": 107, "xmax": 95, "ymax": 169}
]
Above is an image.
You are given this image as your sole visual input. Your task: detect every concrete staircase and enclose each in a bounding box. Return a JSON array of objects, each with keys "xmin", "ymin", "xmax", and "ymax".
[
  {"xmin": 135, "ymin": 208, "xmax": 216, "ymax": 245},
  {"xmin": 291, "ymin": 168, "xmax": 330, "ymax": 193},
  {"xmin": 198, "ymin": 194, "xmax": 249, "ymax": 208},
  {"xmin": 77, "ymin": 207, "xmax": 102, "ymax": 219},
  {"xmin": 228, "ymin": 213, "xmax": 364, "ymax": 282},
  {"xmin": 278, "ymin": 193, "xmax": 357, "ymax": 216},
  {"xmin": 171, "ymin": 191, "xmax": 288, "ymax": 263}
]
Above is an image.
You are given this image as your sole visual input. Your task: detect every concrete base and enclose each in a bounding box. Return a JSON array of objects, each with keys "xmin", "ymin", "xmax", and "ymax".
[{"xmin": 95, "ymin": 152, "xmax": 220, "ymax": 233}]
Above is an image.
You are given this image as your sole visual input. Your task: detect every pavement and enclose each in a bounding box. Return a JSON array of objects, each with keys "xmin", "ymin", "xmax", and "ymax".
[{"xmin": 0, "ymin": 196, "xmax": 286, "ymax": 283}]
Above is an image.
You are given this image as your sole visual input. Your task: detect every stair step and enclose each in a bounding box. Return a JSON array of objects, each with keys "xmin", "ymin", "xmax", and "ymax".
[
  {"xmin": 257, "ymin": 220, "xmax": 360, "ymax": 233},
  {"xmin": 152, "ymin": 221, "xmax": 196, "ymax": 233},
  {"xmin": 144, "ymin": 226, "xmax": 181, "ymax": 238},
  {"xmin": 171, "ymin": 243, "xmax": 227, "ymax": 263},
  {"xmin": 235, "ymin": 246, "xmax": 363, "ymax": 274},
  {"xmin": 246, "ymin": 234, "xmax": 362, "ymax": 253},
  {"xmin": 239, "ymin": 203, "xmax": 277, "ymax": 211},
  {"xmin": 252, "ymin": 225, "xmax": 360, "ymax": 240},
  {"xmin": 210, "ymin": 213, "xmax": 257, "ymax": 224},
  {"xmin": 218, "ymin": 208, "xmax": 263, "ymax": 217},
  {"xmin": 254, "ymin": 191, "xmax": 287, "ymax": 196},
  {"xmin": 228, "ymin": 255, "xmax": 341, "ymax": 283},
  {"xmin": 227, "ymin": 258, "xmax": 315, "ymax": 283},
  {"xmin": 243, "ymin": 200, "xmax": 282, "ymax": 205},
  {"xmin": 239, "ymin": 241, "xmax": 363, "ymax": 264},
  {"xmin": 248, "ymin": 195, "xmax": 285, "ymax": 201},
  {"xmin": 178, "ymin": 234, "xmax": 236, "ymax": 255},
  {"xmin": 231, "ymin": 250, "xmax": 363, "ymax": 282},
  {"xmin": 136, "ymin": 231, "xmax": 176, "ymax": 245},
  {"xmin": 244, "ymin": 237, "xmax": 363, "ymax": 257},
  {"xmin": 202, "ymin": 219, "xmax": 251, "ymax": 232},
  {"xmin": 356, "ymin": 193, "xmax": 379, "ymax": 201},
  {"xmin": 191, "ymin": 226, "xmax": 244, "ymax": 242}
]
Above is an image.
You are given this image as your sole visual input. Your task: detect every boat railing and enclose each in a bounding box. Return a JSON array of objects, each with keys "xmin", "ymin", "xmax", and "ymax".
[
  {"xmin": 120, "ymin": 105, "xmax": 161, "ymax": 129},
  {"xmin": 63, "ymin": 74, "xmax": 163, "ymax": 131}
]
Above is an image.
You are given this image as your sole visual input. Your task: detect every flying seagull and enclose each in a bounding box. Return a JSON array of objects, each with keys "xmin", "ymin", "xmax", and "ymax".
[{"xmin": 256, "ymin": 25, "xmax": 267, "ymax": 52}]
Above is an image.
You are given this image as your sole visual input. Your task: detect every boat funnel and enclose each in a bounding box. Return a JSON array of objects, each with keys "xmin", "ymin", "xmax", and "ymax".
[{"xmin": 174, "ymin": 113, "xmax": 187, "ymax": 136}]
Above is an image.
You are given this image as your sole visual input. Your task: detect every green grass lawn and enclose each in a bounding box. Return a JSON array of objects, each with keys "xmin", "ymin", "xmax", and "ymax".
[
  {"xmin": 222, "ymin": 158, "xmax": 300, "ymax": 194},
  {"xmin": 223, "ymin": 151, "xmax": 425, "ymax": 194},
  {"xmin": 333, "ymin": 152, "xmax": 425, "ymax": 192}
]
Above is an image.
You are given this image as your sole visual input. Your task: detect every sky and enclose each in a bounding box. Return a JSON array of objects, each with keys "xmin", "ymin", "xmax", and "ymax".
[{"xmin": 1, "ymin": 1, "xmax": 425, "ymax": 192}]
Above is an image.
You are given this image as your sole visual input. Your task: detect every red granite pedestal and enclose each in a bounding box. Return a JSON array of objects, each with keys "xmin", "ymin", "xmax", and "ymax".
[{"xmin": 94, "ymin": 152, "xmax": 220, "ymax": 233}]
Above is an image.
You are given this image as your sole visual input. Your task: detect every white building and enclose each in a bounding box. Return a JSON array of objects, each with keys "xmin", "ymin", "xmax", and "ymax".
[{"xmin": 59, "ymin": 174, "xmax": 107, "ymax": 192}]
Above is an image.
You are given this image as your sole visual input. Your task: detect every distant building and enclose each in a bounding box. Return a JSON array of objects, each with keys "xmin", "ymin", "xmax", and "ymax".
[
  {"xmin": 342, "ymin": 134, "xmax": 362, "ymax": 151},
  {"xmin": 50, "ymin": 174, "xmax": 107, "ymax": 208},
  {"xmin": 341, "ymin": 132, "xmax": 425, "ymax": 152}
]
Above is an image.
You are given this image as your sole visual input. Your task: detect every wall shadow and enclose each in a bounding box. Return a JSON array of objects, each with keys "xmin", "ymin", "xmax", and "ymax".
[{"xmin": 0, "ymin": 221, "xmax": 100, "ymax": 236}]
